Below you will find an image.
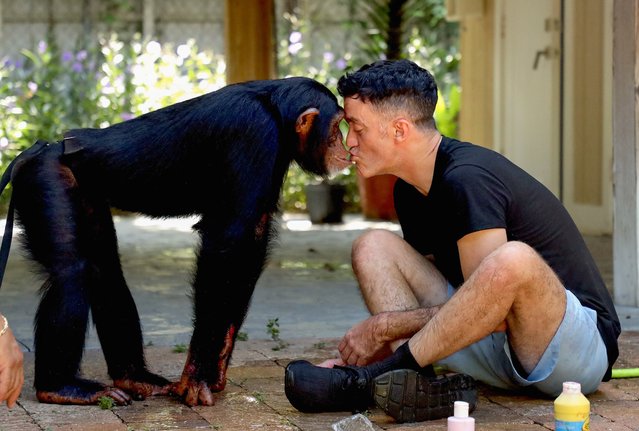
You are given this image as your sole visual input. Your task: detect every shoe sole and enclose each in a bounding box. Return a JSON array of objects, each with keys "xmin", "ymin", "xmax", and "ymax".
[{"xmin": 373, "ymin": 369, "xmax": 477, "ymax": 423}]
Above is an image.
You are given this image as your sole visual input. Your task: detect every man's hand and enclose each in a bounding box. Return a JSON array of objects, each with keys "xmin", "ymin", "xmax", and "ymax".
[
  {"xmin": 0, "ymin": 326, "xmax": 24, "ymax": 409},
  {"xmin": 338, "ymin": 314, "xmax": 392, "ymax": 366}
]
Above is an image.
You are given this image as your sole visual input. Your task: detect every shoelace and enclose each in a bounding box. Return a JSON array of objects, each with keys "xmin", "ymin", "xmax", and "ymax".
[{"xmin": 334, "ymin": 365, "xmax": 370, "ymax": 391}]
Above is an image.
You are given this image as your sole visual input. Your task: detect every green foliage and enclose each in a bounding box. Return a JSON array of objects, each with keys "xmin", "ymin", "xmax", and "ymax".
[
  {"xmin": 0, "ymin": 33, "xmax": 225, "ymax": 211},
  {"xmin": 1, "ymin": 1, "xmax": 459, "ymax": 215},
  {"xmin": 266, "ymin": 318, "xmax": 281, "ymax": 341},
  {"xmin": 252, "ymin": 391, "xmax": 266, "ymax": 403},
  {"xmin": 266, "ymin": 317, "xmax": 288, "ymax": 351},
  {"xmin": 278, "ymin": 0, "xmax": 460, "ymax": 212},
  {"xmin": 351, "ymin": 0, "xmax": 460, "ymax": 91},
  {"xmin": 98, "ymin": 396, "xmax": 116, "ymax": 410},
  {"xmin": 434, "ymin": 84, "xmax": 461, "ymax": 138},
  {"xmin": 172, "ymin": 343, "xmax": 188, "ymax": 353}
]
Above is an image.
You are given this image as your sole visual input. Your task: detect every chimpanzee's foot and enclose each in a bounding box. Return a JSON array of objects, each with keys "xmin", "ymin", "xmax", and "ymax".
[
  {"xmin": 36, "ymin": 377, "xmax": 132, "ymax": 405},
  {"xmin": 113, "ymin": 370, "xmax": 171, "ymax": 401},
  {"xmin": 169, "ymin": 374, "xmax": 223, "ymax": 406}
]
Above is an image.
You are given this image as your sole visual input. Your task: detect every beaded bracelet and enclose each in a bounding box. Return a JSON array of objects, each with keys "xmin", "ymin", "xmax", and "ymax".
[{"xmin": 0, "ymin": 315, "xmax": 8, "ymax": 337}]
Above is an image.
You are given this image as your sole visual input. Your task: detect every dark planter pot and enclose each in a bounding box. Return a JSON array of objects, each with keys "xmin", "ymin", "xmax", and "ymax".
[{"xmin": 305, "ymin": 182, "xmax": 345, "ymax": 224}]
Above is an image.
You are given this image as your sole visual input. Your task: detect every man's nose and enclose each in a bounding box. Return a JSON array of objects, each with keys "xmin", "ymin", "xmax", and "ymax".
[{"xmin": 345, "ymin": 131, "xmax": 356, "ymax": 148}]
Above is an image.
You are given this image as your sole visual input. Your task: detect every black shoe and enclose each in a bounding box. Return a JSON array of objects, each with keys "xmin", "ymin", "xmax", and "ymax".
[
  {"xmin": 373, "ymin": 369, "xmax": 477, "ymax": 423},
  {"xmin": 284, "ymin": 360, "xmax": 373, "ymax": 413}
]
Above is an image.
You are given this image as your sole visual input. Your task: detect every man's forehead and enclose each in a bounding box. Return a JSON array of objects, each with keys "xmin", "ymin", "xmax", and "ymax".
[{"xmin": 343, "ymin": 97, "xmax": 369, "ymax": 122}]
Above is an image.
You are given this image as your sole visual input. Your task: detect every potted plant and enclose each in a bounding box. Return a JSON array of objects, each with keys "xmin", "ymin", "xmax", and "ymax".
[{"xmin": 305, "ymin": 179, "xmax": 346, "ymax": 224}]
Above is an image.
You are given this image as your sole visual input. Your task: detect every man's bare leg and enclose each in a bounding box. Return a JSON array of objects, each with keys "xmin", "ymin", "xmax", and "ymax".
[
  {"xmin": 352, "ymin": 229, "xmax": 449, "ymax": 311},
  {"xmin": 339, "ymin": 229, "xmax": 449, "ymax": 365},
  {"xmin": 408, "ymin": 241, "xmax": 566, "ymax": 374}
]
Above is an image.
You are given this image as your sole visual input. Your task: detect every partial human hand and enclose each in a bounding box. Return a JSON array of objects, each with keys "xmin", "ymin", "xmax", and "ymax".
[
  {"xmin": 338, "ymin": 315, "xmax": 391, "ymax": 366},
  {"xmin": 316, "ymin": 358, "xmax": 345, "ymax": 368},
  {"xmin": 0, "ymin": 326, "xmax": 24, "ymax": 408}
]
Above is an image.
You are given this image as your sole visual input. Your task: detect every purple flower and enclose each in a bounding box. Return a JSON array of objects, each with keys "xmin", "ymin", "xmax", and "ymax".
[
  {"xmin": 27, "ymin": 82, "xmax": 38, "ymax": 92},
  {"xmin": 323, "ymin": 52, "xmax": 335, "ymax": 63},
  {"xmin": 289, "ymin": 31, "xmax": 302, "ymax": 44},
  {"xmin": 61, "ymin": 51, "xmax": 73, "ymax": 63},
  {"xmin": 38, "ymin": 41, "xmax": 47, "ymax": 54},
  {"xmin": 335, "ymin": 58, "xmax": 347, "ymax": 70},
  {"xmin": 76, "ymin": 50, "xmax": 88, "ymax": 61},
  {"xmin": 72, "ymin": 62, "xmax": 83, "ymax": 73},
  {"xmin": 288, "ymin": 43, "xmax": 303, "ymax": 55},
  {"xmin": 120, "ymin": 112, "xmax": 135, "ymax": 121}
]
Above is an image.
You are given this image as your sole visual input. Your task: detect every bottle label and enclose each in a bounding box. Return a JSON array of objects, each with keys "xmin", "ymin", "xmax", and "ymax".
[{"xmin": 555, "ymin": 419, "xmax": 589, "ymax": 431}]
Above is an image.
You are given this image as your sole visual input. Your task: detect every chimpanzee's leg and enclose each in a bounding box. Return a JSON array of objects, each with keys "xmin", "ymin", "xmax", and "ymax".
[
  {"xmin": 171, "ymin": 213, "xmax": 273, "ymax": 406},
  {"xmin": 12, "ymin": 145, "xmax": 130, "ymax": 405},
  {"xmin": 84, "ymin": 196, "xmax": 170, "ymax": 399}
]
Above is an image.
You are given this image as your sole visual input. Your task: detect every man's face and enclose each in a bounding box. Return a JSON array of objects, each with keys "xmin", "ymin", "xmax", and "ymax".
[{"xmin": 343, "ymin": 96, "xmax": 394, "ymax": 178}]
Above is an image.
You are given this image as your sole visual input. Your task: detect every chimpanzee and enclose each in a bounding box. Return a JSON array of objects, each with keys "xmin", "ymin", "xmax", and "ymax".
[{"xmin": 0, "ymin": 77, "xmax": 350, "ymax": 406}]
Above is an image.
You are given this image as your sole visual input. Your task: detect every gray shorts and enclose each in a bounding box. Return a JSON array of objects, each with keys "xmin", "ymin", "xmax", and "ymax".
[{"xmin": 435, "ymin": 286, "xmax": 608, "ymax": 396}]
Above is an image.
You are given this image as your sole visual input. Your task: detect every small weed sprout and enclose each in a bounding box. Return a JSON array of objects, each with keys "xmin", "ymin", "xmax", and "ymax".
[
  {"xmin": 266, "ymin": 318, "xmax": 288, "ymax": 351},
  {"xmin": 172, "ymin": 343, "xmax": 188, "ymax": 353},
  {"xmin": 98, "ymin": 396, "xmax": 115, "ymax": 410}
]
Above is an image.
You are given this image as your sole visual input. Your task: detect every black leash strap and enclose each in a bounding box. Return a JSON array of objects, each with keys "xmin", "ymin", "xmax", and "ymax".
[{"xmin": 0, "ymin": 140, "xmax": 50, "ymax": 289}]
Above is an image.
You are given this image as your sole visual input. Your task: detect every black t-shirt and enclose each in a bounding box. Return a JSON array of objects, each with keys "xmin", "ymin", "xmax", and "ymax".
[{"xmin": 394, "ymin": 137, "xmax": 620, "ymax": 380}]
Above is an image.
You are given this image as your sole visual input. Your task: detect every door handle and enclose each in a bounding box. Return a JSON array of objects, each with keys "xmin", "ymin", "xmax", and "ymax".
[{"xmin": 533, "ymin": 46, "xmax": 559, "ymax": 70}]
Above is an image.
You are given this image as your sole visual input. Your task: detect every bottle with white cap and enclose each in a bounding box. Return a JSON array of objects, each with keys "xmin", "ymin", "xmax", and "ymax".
[
  {"xmin": 447, "ymin": 400, "xmax": 475, "ymax": 431},
  {"xmin": 554, "ymin": 381, "xmax": 590, "ymax": 430}
]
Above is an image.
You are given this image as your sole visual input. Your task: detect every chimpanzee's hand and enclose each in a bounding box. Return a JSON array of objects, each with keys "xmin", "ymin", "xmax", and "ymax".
[{"xmin": 170, "ymin": 374, "xmax": 216, "ymax": 406}]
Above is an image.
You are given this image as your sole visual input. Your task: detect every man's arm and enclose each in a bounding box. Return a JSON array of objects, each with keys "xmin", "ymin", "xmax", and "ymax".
[
  {"xmin": 339, "ymin": 306, "xmax": 441, "ymax": 366},
  {"xmin": 457, "ymin": 228, "xmax": 507, "ymax": 280},
  {"xmin": 339, "ymin": 229, "xmax": 508, "ymax": 366},
  {"xmin": 457, "ymin": 227, "xmax": 509, "ymax": 332}
]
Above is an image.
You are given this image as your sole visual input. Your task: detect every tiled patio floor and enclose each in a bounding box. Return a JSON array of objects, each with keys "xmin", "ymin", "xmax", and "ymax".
[
  {"xmin": 1, "ymin": 332, "xmax": 638, "ymax": 431},
  {"xmin": 0, "ymin": 216, "xmax": 637, "ymax": 430}
]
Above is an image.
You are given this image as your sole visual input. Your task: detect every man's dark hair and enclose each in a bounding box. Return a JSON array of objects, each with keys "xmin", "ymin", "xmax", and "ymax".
[{"xmin": 337, "ymin": 59, "xmax": 438, "ymax": 129}]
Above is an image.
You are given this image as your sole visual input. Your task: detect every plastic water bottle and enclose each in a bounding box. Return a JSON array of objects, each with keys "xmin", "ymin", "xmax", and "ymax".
[
  {"xmin": 554, "ymin": 381, "xmax": 590, "ymax": 430},
  {"xmin": 447, "ymin": 401, "xmax": 475, "ymax": 431},
  {"xmin": 332, "ymin": 413, "xmax": 376, "ymax": 431}
]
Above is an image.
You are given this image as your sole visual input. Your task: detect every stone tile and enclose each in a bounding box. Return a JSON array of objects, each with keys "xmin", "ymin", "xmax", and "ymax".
[
  {"xmin": 383, "ymin": 423, "xmax": 447, "ymax": 431},
  {"xmin": 287, "ymin": 411, "xmax": 357, "ymax": 431},
  {"xmin": 590, "ymin": 413, "xmax": 635, "ymax": 431},
  {"xmin": 20, "ymin": 399, "xmax": 126, "ymax": 430},
  {"xmin": 193, "ymin": 384, "xmax": 296, "ymax": 431},
  {"xmin": 0, "ymin": 404, "xmax": 41, "ymax": 431},
  {"xmin": 480, "ymin": 389, "xmax": 554, "ymax": 426},
  {"xmin": 7, "ymin": 335, "xmax": 639, "ymax": 430},
  {"xmin": 227, "ymin": 362, "xmax": 284, "ymax": 382},
  {"xmin": 591, "ymin": 380, "xmax": 639, "ymax": 401},
  {"xmin": 591, "ymin": 400, "xmax": 639, "ymax": 429},
  {"xmin": 113, "ymin": 397, "xmax": 210, "ymax": 430}
]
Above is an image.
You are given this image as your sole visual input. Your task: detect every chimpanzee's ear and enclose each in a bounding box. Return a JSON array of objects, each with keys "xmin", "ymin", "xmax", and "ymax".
[{"xmin": 295, "ymin": 108, "xmax": 320, "ymax": 143}]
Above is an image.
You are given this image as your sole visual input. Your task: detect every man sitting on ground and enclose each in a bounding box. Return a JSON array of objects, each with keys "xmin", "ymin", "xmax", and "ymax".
[{"xmin": 284, "ymin": 59, "xmax": 620, "ymax": 423}]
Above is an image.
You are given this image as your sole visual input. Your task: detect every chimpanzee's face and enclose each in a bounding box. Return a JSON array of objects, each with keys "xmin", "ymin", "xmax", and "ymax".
[
  {"xmin": 295, "ymin": 105, "xmax": 351, "ymax": 176},
  {"xmin": 323, "ymin": 109, "xmax": 351, "ymax": 174}
]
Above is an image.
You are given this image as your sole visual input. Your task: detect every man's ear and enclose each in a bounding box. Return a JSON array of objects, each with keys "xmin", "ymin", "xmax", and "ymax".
[
  {"xmin": 296, "ymin": 108, "xmax": 320, "ymax": 142},
  {"xmin": 392, "ymin": 118, "xmax": 410, "ymax": 141}
]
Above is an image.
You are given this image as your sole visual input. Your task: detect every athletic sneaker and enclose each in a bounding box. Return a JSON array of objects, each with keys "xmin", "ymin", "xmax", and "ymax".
[
  {"xmin": 373, "ymin": 369, "xmax": 477, "ymax": 423},
  {"xmin": 284, "ymin": 360, "xmax": 373, "ymax": 413},
  {"xmin": 285, "ymin": 360, "xmax": 477, "ymax": 422}
]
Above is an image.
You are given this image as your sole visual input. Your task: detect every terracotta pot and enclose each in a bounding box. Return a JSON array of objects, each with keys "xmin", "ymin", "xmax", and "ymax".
[{"xmin": 357, "ymin": 174, "xmax": 397, "ymax": 220}]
